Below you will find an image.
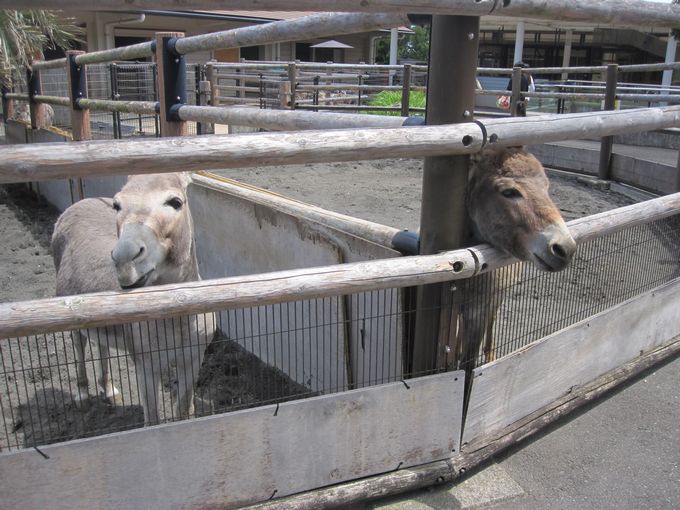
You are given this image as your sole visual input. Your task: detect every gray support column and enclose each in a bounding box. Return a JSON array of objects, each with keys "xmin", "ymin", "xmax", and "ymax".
[
  {"xmin": 410, "ymin": 15, "xmax": 480, "ymax": 375},
  {"xmin": 513, "ymin": 21, "xmax": 525, "ymax": 64},
  {"xmin": 561, "ymin": 29, "xmax": 573, "ymax": 81},
  {"xmin": 389, "ymin": 28, "xmax": 399, "ymax": 85},
  {"xmin": 598, "ymin": 64, "xmax": 618, "ymax": 180},
  {"xmin": 662, "ymin": 31, "xmax": 677, "ymax": 93}
]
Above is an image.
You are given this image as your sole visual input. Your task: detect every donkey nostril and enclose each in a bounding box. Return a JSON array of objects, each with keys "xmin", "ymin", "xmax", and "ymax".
[
  {"xmin": 551, "ymin": 243, "xmax": 567, "ymax": 259},
  {"xmin": 134, "ymin": 245, "xmax": 145, "ymax": 260}
]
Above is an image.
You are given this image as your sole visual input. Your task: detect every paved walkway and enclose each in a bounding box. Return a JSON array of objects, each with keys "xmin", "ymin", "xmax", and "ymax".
[{"xmin": 368, "ymin": 352, "xmax": 680, "ymax": 509}]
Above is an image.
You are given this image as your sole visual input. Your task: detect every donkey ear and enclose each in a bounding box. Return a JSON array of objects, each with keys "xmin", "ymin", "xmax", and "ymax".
[{"xmin": 174, "ymin": 172, "xmax": 192, "ymax": 188}]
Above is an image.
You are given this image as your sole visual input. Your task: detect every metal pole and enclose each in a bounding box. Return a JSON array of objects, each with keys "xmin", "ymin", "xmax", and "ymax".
[
  {"xmin": 389, "ymin": 27, "xmax": 399, "ymax": 85},
  {"xmin": 401, "ymin": 64, "xmax": 412, "ymax": 117},
  {"xmin": 598, "ymin": 63, "xmax": 618, "ymax": 180},
  {"xmin": 513, "ymin": 20, "xmax": 525, "ymax": 64},
  {"xmin": 110, "ymin": 63, "xmax": 121, "ymax": 139},
  {"xmin": 510, "ymin": 65, "xmax": 523, "ymax": 117},
  {"xmin": 288, "ymin": 62, "xmax": 297, "ymax": 110},
  {"xmin": 410, "ymin": 15, "xmax": 480, "ymax": 375}
]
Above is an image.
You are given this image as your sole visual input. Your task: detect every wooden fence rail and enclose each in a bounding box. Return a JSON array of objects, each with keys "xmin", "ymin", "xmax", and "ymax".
[
  {"xmin": 0, "ymin": 191, "xmax": 678, "ymax": 340},
  {"xmin": 5, "ymin": 0, "xmax": 680, "ymax": 28}
]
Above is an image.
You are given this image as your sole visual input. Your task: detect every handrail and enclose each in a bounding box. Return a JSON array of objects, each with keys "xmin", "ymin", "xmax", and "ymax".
[
  {"xmin": 6, "ymin": 0, "xmax": 680, "ymax": 29},
  {"xmin": 1, "ymin": 191, "xmax": 678, "ymax": 339}
]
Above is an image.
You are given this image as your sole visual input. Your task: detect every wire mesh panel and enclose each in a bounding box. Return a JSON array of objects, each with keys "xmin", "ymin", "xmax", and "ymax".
[
  {"xmin": 0, "ymin": 289, "xmax": 414, "ymax": 452},
  {"xmin": 459, "ymin": 214, "xmax": 680, "ymax": 368},
  {"xmin": 39, "ymin": 67, "xmax": 70, "ymax": 130},
  {"xmin": 1, "ymin": 214, "xmax": 679, "ymax": 452},
  {"xmin": 114, "ymin": 63, "xmax": 158, "ymax": 139}
]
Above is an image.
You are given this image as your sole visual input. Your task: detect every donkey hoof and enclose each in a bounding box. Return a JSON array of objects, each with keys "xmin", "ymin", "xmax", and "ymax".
[
  {"xmin": 73, "ymin": 388, "xmax": 91, "ymax": 406},
  {"xmin": 104, "ymin": 386, "xmax": 121, "ymax": 399}
]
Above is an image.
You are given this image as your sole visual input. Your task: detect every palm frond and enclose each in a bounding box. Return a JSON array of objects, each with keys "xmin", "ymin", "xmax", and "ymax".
[{"xmin": 0, "ymin": 10, "xmax": 82, "ymax": 87}]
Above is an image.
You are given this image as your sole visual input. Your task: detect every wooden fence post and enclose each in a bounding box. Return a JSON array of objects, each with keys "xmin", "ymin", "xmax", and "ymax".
[
  {"xmin": 510, "ymin": 65, "xmax": 523, "ymax": 117},
  {"xmin": 1, "ymin": 85, "xmax": 14, "ymax": 124},
  {"xmin": 26, "ymin": 66, "xmax": 47, "ymax": 130},
  {"xmin": 412, "ymin": 15, "xmax": 480, "ymax": 375},
  {"xmin": 155, "ymin": 31, "xmax": 188, "ymax": 137},
  {"xmin": 598, "ymin": 63, "xmax": 619, "ymax": 180},
  {"xmin": 198, "ymin": 79, "xmax": 212, "ymax": 133},
  {"xmin": 279, "ymin": 81, "xmax": 291, "ymax": 109},
  {"xmin": 288, "ymin": 62, "xmax": 297, "ymax": 110},
  {"xmin": 66, "ymin": 50, "xmax": 91, "ymax": 201},
  {"xmin": 401, "ymin": 64, "xmax": 412, "ymax": 117}
]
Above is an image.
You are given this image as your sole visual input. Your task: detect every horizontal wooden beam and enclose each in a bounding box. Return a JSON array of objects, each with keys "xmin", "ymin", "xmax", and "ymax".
[
  {"xmin": 0, "ymin": 247, "xmax": 477, "ymax": 339},
  {"xmin": 0, "ymin": 192, "xmax": 678, "ymax": 340},
  {"xmin": 3, "ymin": 106, "xmax": 680, "ymax": 184},
  {"xmin": 4, "ymin": 0, "xmax": 680, "ymax": 28},
  {"xmin": 77, "ymin": 98, "xmax": 158, "ymax": 114},
  {"xmin": 174, "ymin": 12, "xmax": 409, "ymax": 56},
  {"xmin": 0, "ymin": 119, "xmax": 483, "ymax": 183},
  {"xmin": 178, "ymin": 106, "xmax": 406, "ymax": 130}
]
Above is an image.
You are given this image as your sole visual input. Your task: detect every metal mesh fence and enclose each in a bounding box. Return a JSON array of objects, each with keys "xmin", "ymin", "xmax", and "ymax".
[
  {"xmin": 1, "ymin": 213, "xmax": 679, "ymax": 452},
  {"xmin": 39, "ymin": 67, "xmax": 71, "ymax": 130},
  {"xmin": 458, "ymin": 214, "xmax": 680, "ymax": 368}
]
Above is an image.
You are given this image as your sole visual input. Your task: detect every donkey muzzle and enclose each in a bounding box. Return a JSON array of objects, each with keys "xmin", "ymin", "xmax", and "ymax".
[
  {"xmin": 111, "ymin": 223, "xmax": 165, "ymax": 289},
  {"xmin": 528, "ymin": 222, "xmax": 576, "ymax": 272}
]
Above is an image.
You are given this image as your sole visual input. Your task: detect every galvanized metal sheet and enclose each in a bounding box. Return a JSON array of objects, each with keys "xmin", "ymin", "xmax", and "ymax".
[{"xmin": 0, "ymin": 371, "xmax": 464, "ymax": 509}]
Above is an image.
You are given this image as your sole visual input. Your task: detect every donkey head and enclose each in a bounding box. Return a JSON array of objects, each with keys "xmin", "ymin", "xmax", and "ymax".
[
  {"xmin": 110, "ymin": 173, "xmax": 197, "ymax": 289},
  {"xmin": 468, "ymin": 146, "xmax": 576, "ymax": 272}
]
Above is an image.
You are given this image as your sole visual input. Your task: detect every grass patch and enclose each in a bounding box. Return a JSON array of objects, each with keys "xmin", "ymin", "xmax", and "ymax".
[{"xmin": 365, "ymin": 90, "xmax": 426, "ymax": 116}]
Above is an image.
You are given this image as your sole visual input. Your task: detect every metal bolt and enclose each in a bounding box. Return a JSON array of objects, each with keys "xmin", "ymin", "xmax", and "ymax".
[
  {"xmin": 175, "ymin": 58, "xmax": 180, "ymax": 64},
  {"xmin": 463, "ymin": 110, "xmax": 471, "ymax": 118},
  {"xmin": 450, "ymin": 284, "xmax": 457, "ymax": 292},
  {"xmin": 444, "ymin": 345, "xmax": 451, "ymax": 353},
  {"xmin": 468, "ymin": 32, "xmax": 475, "ymax": 40},
  {"xmin": 78, "ymin": 92, "xmax": 82, "ymax": 96},
  {"xmin": 176, "ymin": 96, "xmax": 181, "ymax": 101}
]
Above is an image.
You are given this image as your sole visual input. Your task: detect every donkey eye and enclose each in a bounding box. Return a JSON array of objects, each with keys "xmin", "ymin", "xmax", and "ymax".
[
  {"xmin": 501, "ymin": 188, "xmax": 522, "ymax": 199},
  {"xmin": 112, "ymin": 201, "xmax": 121, "ymax": 212},
  {"xmin": 165, "ymin": 197, "xmax": 183, "ymax": 210}
]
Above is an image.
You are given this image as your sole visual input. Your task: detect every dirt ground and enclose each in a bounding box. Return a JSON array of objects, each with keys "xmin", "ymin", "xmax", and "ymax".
[{"xmin": 0, "ymin": 158, "xmax": 663, "ymax": 450}]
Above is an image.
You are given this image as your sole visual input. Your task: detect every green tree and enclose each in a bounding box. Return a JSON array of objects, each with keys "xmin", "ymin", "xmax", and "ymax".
[
  {"xmin": 400, "ymin": 25, "xmax": 430, "ymax": 63},
  {"xmin": 374, "ymin": 25, "xmax": 431, "ymax": 65},
  {"xmin": 0, "ymin": 10, "xmax": 81, "ymax": 86}
]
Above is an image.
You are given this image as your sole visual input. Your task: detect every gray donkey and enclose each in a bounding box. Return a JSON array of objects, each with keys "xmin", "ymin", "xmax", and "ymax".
[{"xmin": 52, "ymin": 173, "xmax": 215, "ymax": 425}]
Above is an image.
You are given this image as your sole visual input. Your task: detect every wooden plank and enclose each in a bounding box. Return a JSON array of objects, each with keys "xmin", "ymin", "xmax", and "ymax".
[
  {"xmin": 4, "ymin": 106, "xmax": 680, "ymax": 184},
  {"xmin": 2, "ymin": 192, "xmax": 680, "ymax": 340},
  {"xmin": 0, "ymin": 371, "xmax": 464, "ymax": 510},
  {"xmin": 7, "ymin": 1, "xmax": 680, "ymax": 28},
  {"xmin": 462, "ymin": 278, "xmax": 680, "ymax": 446},
  {"xmin": 173, "ymin": 13, "xmax": 409, "ymax": 56}
]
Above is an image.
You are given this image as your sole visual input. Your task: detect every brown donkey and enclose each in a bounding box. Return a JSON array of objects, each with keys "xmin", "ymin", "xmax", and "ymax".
[{"xmin": 455, "ymin": 146, "xmax": 576, "ymax": 368}]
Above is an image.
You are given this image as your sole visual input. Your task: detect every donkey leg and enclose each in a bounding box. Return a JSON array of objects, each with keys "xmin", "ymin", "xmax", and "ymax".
[
  {"xmin": 135, "ymin": 352, "xmax": 161, "ymax": 426},
  {"xmin": 73, "ymin": 331, "xmax": 90, "ymax": 403},
  {"xmin": 173, "ymin": 338, "xmax": 206, "ymax": 419},
  {"xmin": 96, "ymin": 338, "xmax": 121, "ymax": 400},
  {"xmin": 174, "ymin": 315, "xmax": 213, "ymax": 419}
]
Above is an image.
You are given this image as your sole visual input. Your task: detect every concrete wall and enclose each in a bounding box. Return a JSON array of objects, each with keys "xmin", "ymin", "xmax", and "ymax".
[
  {"xmin": 188, "ymin": 180, "xmax": 403, "ymax": 392},
  {"xmin": 529, "ymin": 141, "xmax": 679, "ymax": 195}
]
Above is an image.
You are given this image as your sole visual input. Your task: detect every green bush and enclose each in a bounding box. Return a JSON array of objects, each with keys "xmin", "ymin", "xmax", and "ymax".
[{"xmin": 365, "ymin": 90, "xmax": 426, "ymax": 116}]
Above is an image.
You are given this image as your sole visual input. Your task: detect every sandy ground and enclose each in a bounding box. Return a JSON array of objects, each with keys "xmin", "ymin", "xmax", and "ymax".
[{"xmin": 2, "ymin": 157, "xmax": 674, "ymax": 451}]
